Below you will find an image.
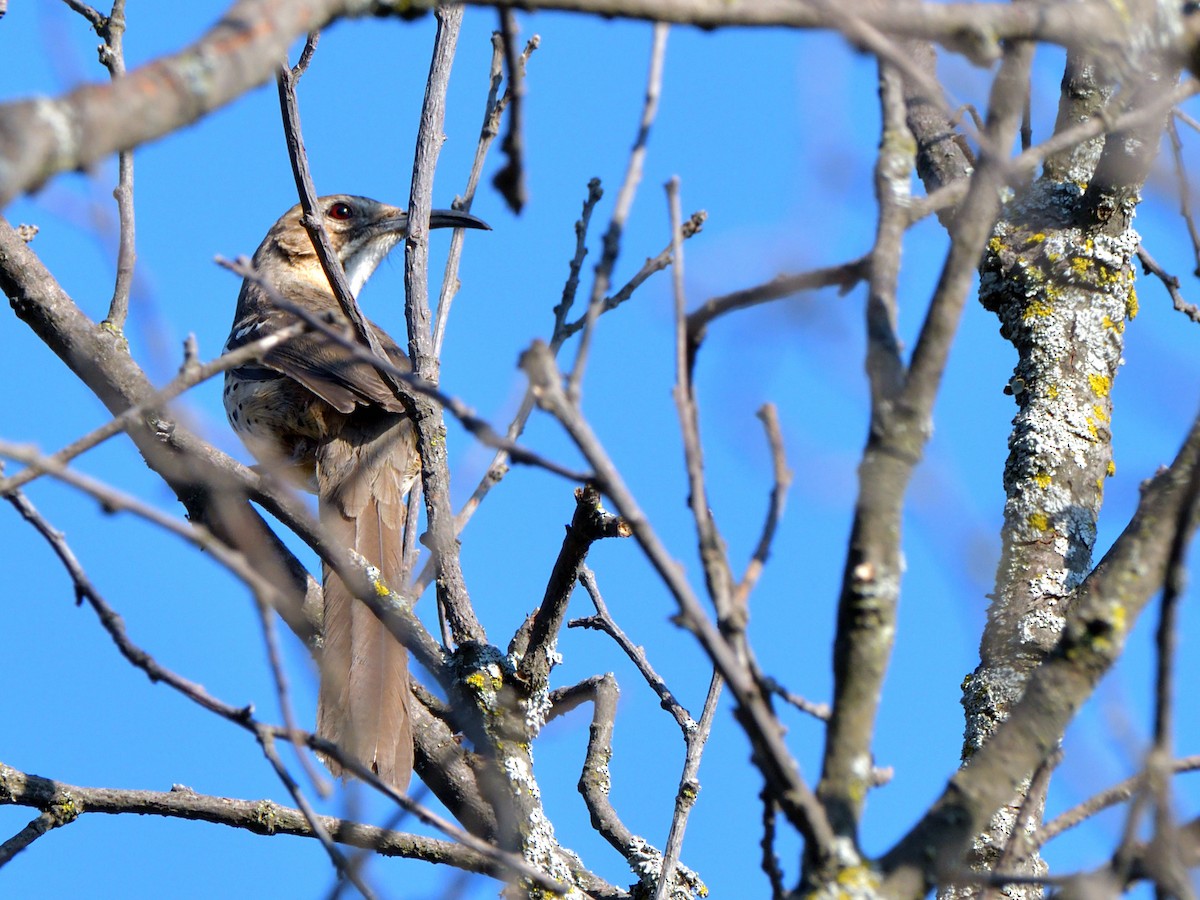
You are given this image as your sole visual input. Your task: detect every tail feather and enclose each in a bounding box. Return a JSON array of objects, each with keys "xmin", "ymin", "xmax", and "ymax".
[{"xmin": 316, "ymin": 414, "xmax": 416, "ymax": 791}]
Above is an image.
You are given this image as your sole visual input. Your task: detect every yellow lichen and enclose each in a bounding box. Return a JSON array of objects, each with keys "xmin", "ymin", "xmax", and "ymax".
[
  {"xmin": 1034, "ymin": 472, "xmax": 1051, "ymax": 489},
  {"xmin": 1088, "ymin": 373, "xmax": 1112, "ymax": 397},
  {"xmin": 1024, "ymin": 298, "xmax": 1053, "ymax": 319},
  {"xmin": 1070, "ymin": 257, "xmax": 1091, "ymax": 278},
  {"xmin": 1126, "ymin": 287, "xmax": 1139, "ymax": 320},
  {"xmin": 987, "ymin": 236, "xmax": 1004, "ymax": 253},
  {"xmin": 1046, "ymin": 384, "xmax": 1059, "ymax": 399},
  {"xmin": 1028, "ymin": 512, "xmax": 1051, "ymax": 532},
  {"xmin": 255, "ymin": 801, "xmax": 279, "ymax": 834},
  {"xmin": 1093, "ymin": 404, "xmax": 1109, "ymax": 423},
  {"xmin": 1107, "ymin": 459, "xmax": 1116, "ymax": 477}
]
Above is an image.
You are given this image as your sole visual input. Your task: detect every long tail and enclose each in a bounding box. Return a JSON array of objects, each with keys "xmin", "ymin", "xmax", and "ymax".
[{"xmin": 316, "ymin": 414, "xmax": 417, "ymax": 791}]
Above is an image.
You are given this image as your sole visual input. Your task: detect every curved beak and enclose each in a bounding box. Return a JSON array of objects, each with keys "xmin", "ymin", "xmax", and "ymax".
[{"xmin": 428, "ymin": 209, "xmax": 492, "ymax": 231}]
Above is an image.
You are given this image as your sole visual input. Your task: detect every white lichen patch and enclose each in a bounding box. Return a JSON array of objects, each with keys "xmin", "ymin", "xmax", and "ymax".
[
  {"xmin": 982, "ymin": 179, "xmax": 1132, "ymax": 604},
  {"xmin": 625, "ymin": 836, "xmax": 708, "ymax": 900},
  {"xmin": 32, "ymin": 98, "xmax": 78, "ymax": 171},
  {"xmin": 961, "ymin": 665, "xmax": 1028, "ymax": 750}
]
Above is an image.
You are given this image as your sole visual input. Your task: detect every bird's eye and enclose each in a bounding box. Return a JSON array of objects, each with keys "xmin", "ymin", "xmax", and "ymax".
[{"xmin": 328, "ymin": 202, "xmax": 354, "ymax": 220}]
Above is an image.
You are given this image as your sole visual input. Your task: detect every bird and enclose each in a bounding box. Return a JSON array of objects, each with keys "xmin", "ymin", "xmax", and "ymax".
[{"xmin": 223, "ymin": 194, "xmax": 489, "ymax": 790}]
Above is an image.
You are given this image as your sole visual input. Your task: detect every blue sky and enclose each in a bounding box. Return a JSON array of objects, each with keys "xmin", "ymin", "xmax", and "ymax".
[{"xmin": 1, "ymin": 2, "xmax": 1199, "ymax": 897}]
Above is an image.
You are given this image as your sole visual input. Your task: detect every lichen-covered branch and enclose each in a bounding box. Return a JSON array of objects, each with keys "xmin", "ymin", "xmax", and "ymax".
[{"xmin": 883, "ymin": 406, "xmax": 1200, "ymax": 898}]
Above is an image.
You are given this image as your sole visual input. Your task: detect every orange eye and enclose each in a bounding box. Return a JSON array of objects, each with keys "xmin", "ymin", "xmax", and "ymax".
[{"xmin": 328, "ymin": 202, "xmax": 354, "ymax": 220}]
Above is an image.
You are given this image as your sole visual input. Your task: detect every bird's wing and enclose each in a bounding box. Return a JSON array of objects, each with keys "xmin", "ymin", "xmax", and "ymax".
[{"xmin": 228, "ymin": 286, "xmax": 410, "ymax": 415}]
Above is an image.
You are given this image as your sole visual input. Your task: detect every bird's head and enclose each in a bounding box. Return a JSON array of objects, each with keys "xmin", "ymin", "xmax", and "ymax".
[{"xmin": 254, "ymin": 194, "xmax": 489, "ymax": 296}]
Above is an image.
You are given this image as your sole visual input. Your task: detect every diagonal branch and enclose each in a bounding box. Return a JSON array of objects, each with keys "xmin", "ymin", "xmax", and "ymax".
[{"xmin": 883, "ymin": 405, "xmax": 1200, "ymax": 898}]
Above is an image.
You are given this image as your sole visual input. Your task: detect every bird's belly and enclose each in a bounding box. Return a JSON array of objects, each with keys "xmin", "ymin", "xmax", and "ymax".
[{"xmin": 224, "ymin": 372, "xmax": 327, "ymax": 486}]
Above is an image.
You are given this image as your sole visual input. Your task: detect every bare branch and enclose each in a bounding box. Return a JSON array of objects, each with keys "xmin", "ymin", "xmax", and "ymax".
[
  {"xmin": 403, "ymin": 3, "xmax": 484, "ymax": 645},
  {"xmin": 1037, "ymin": 755, "xmax": 1200, "ymax": 846},
  {"xmin": 514, "ymin": 485, "xmax": 631, "ymax": 690},
  {"xmin": 654, "ymin": 670, "xmax": 723, "ymax": 900},
  {"xmin": 568, "ymin": 22, "xmax": 669, "ymax": 398},
  {"xmin": 520, "ymin": 340, "xmax": 837, "ymax": 857},
  {"xmin": 1138, "ymin": 245, "xmax": 1200, "ymax": 324},
  {"xmin": 732, "ymin": 404, "xmax": 793, "ymax": 609},
  {"xmin": 0, "ymin": 762, "xmax": 516, "ymax": 876},
  {"xmin": 433, "ymin": 31, "xmax": 538, "ymax": 355},
  {"xmin": 667, "ymin": 176, "xmax": 736, "ymax": 631},
  {"xmin": 571, "ymin": 566, "xmax": 694, "ymax": 735}
]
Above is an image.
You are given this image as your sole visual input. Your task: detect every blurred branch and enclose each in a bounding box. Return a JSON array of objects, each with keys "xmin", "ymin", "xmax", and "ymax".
[
  {"xmin": 418, "ymin": 0, "xmax": 1122, "ymax": 57},
  {"xmin": 0, "ymin": 0, "xmax": 421, "ymax": 207},
  {"xmin": 491, "ymin": 9, "xmax": 530, "ymax": 212},
  {"xmin": 62, "ymin": 0, "xmax": 139, "ymax": 330},
  {"xmin": 685, "ymin": 258, "xmax": 866, "ymax": 378},
  {"xmin": 1037, "ymin": 755, "xmax": 1200, "ymax": 846}
]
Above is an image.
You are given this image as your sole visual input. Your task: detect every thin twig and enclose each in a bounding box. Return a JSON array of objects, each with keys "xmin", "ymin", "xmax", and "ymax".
[
  {"xmin": 0, "ymin": 320, "xmax": 306, "ymax": 496},
  {"xmin": 59, "ymin": 0, "xmax": 104, "ymax": 28},
  {"xmin": 761, "ymin": 676, "xmax": 831, "ymax": 722},
  {"xmin": 561, "ymin": 211, "xmax": 707, "ymax": 339},
  {"xmin": 403, "ymin": 4, "xmax": 484, "ymax": 644},
  {"xmin": 0, "ymin": 811, "xmax": 63, "ymax": 867},
  {"xmin": 567, "ymin": 22, "xmax": 669, "ymax": 399},
  {"xmin": 1138, "ymin": 245, "xmax": 1200, "ymax": 324},
  {"xmin": 93, "ymin": 0, "xmax": 136, "ymax": 329},
  {"xmin": 258, "ymin": 732, "xmax": 377, "ymax": 899},
  {"xmin": 667, "ymin": 176, "xmax": 735, "ymax": 633},
  {"xmin": 571, "ymin": 566, "xmax": 695, "ymax": 734},
  {"xmin": 654, "ymin": 669, "xmax": 723, "ymax": 900},
  {"xmin": 433, "ymin": 32, "xmax": 537, "ymax": 355},
  {"xmin": 251, "ymin": 583, "xmax": 330, "ymax": 796},
  {"xmin": 521, "ymin": 339, "xmax": 835, "ymax": 851},
  {"xmin": 1037, "ymin": 755, "xmax": 1200, "ymax": 846},
  {"xmin": 732, "ymin": 404, "xmax": 793, "ymax": 609},
  {"xmin": 293, "ymin": 31, "xmax": 319, "ymax": 77}
]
